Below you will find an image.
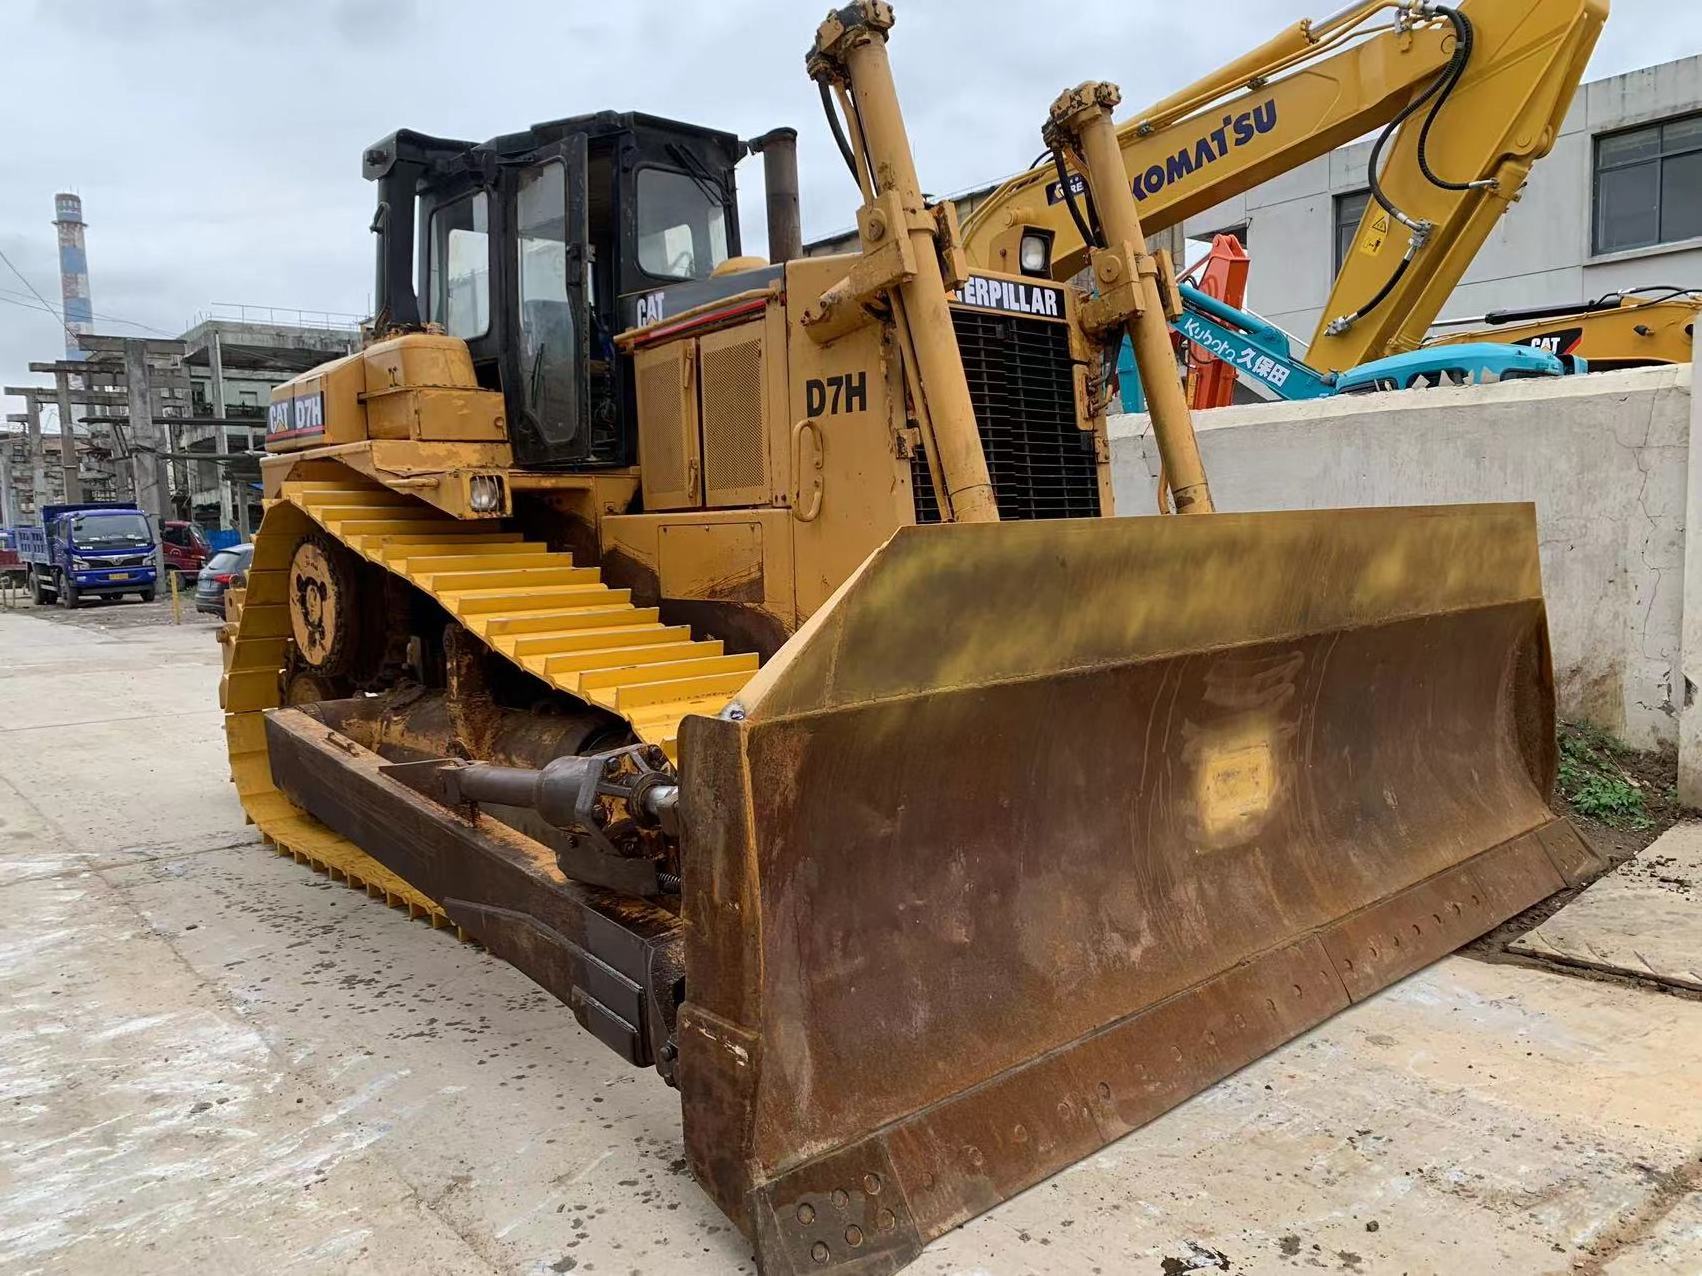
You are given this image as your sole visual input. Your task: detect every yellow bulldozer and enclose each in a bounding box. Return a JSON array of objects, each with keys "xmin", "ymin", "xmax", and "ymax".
[{"xmin": 221, "ymin": 2, "xmax": 1605, "ymax": 1270}]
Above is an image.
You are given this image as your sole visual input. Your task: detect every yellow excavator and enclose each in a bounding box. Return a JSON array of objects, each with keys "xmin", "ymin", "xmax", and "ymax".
[
  {"xmin": 221, "ymin": 3, "xmax": 1602, "ymax": 1270},
  {"xmin": 1426, "ymin": 288, "xmax": 1698, "ymax": 367},
  {"xmin": 962, "ymin": 0, "xmax": 1613, "ymax": 376}
]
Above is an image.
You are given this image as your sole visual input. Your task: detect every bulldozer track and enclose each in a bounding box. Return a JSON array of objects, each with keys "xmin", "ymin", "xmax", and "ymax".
[{"xmin": 219, "ymin": 469, "xmax": 757, "ymax": 926}]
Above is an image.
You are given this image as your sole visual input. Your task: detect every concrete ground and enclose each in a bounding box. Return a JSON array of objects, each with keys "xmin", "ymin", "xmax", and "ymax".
[
  {"xmin": 1512, "ymin": 822, "xmax": 1701, "ymax": 992},
  {"xmin": 1, "ymin": 599, "xmax": 1699, "ymax": 1276}
]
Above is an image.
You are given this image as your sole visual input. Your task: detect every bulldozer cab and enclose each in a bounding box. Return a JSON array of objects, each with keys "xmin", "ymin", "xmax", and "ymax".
[{"xmin": 363, "ymin": 113, "xmax": 747, "ymax": 471}]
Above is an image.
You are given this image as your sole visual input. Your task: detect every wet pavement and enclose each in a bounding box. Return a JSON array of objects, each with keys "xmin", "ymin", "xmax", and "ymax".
[{"xmin": 1, "ymin": 605, "xmax": 1698, "ymax": 1275}]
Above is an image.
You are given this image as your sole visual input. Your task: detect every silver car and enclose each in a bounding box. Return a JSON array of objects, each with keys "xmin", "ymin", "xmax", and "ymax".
[{"xmin": 195, "ymin": 544, "xmax": 253, "ymax": 616}]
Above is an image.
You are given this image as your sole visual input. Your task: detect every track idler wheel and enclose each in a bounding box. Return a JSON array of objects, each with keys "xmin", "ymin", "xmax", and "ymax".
[
  {"xmin": 283, "ymin": 668, "xmax": 349, "ymax": 706},
  {"xmin": 289, "ymin": 534, "xmax": 362, "ymax": 676}
]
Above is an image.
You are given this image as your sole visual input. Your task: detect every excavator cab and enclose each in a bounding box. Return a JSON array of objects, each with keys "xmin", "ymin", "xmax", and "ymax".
[{"xmin": 363, "ymin": 114, "xmax": 749, "ymax": 470}]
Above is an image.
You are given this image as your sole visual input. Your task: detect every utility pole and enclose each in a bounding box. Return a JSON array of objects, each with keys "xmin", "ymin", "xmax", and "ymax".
[
  {"xmin": 122, "ymin": 338, "xmax": 169, "ymax": 580},
  {"xmin": 209, "ymin": 329, "xmax": 235, "ymax": 530},
  {"xmin": 0, "ymin": 448, "xmax": 18, "ymax": 527},
  {"xmin": 51, "ymin": 371, "xmax": 83, "ymax": 503},
  {"xmin": 30, "ymin": 359, "xmax": 116, "ymax": 501},
  {"xmin": 155, "ymin": 384, "xmax": 178, "ymax": 516},
  {"xmin": 23, "ymin": 396, "xmax": 48, "ymax": 515}
]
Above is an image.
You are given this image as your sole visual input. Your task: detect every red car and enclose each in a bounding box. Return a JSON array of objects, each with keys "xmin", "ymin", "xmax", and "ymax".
[{"xmin": 161, "ymin": 521, "xmax": 211, "ymax": 582}]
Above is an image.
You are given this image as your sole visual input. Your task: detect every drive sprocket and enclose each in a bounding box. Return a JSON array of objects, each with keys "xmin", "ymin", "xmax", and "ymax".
[{"xmin": 288, "ymin": 533, "xmax": 362, "ymax": 676}]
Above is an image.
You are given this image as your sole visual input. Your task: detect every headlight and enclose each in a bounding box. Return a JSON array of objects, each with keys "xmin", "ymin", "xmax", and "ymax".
[
  {"xmin": 468, "ymin": 474, "xmax": 504, "ymax": 514},
  {"xmin": 71, "ymin": 556, "xmax": 93, "ymax": 569},
  {"xmin": 1019, "ymin": 230, "xmax": 1052, "ymax": 277}
]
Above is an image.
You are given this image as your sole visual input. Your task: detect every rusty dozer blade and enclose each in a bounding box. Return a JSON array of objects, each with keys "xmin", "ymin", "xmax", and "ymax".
[{"xmin": 676, "ymin": 502, "xmax": 1599, "ymax": 1275}]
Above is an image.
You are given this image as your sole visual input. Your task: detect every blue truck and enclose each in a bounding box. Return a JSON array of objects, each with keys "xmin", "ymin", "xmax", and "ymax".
[{"xmin": 16, "ymin": 502, "xmax": 160, "ymax": 608}]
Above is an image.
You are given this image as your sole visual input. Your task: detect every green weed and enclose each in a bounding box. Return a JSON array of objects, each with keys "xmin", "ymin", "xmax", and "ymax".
[{"xmin": 1557, "ymin": 725, "xmax": 1652, "ymax": 829}]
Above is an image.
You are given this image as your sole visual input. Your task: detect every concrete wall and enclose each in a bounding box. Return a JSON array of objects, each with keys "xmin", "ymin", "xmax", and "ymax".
[
  {"xmin": 1111, "ymin": 368, "xmax": 1697, "ymax": 776},
  {"xmin": 1185, "ymin": 55, "xmax": 1702, "ymax": 353}
]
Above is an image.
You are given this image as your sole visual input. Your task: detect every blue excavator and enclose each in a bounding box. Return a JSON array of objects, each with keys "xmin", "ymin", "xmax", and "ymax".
[{"xmin": 1119, "ymin": 235, "xmax": 1581, "ymax": 411}]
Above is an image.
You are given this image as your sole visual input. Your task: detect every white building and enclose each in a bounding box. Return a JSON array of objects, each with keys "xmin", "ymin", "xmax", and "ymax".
[{"xmin": 1185, "ymin": 54, "xmax": 1702, "ymax": 349}]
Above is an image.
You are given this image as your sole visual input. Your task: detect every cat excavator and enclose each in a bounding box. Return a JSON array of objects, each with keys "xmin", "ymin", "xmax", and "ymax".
[
  {"xmin": 221, "ymin": 2, "xmax": 1602, "ymax": 1271},
  {"xmin": 1427, "ymin": 287, "xmax": 1698, "ymax": 368}
]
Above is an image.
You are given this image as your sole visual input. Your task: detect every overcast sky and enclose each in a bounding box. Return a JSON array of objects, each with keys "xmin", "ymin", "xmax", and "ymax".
[{"xmin": 2, "ymin": 0, "xmax": 1698, "ymax": 427}]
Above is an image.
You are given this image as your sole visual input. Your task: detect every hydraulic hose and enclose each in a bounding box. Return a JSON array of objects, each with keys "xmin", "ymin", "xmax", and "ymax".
[
  {"xmin": 1363, "ymin": 8, "xmax": 1469, "ymax": 231},
  {"xmin": 1052, "ymin": 149, "xmax": 1104, "ymax": 250},
  {"xmin": 820, "ymin": 80, "xmax": 861, "ymax": 182},
  {"xmin": 1333, "ymin": 4, "xmax": 1490, "ymax": 333},
  {"xmin": 1414, "ymin": 7, "xmax": 1493, "ymax": 193},
  {"xmin": 1608, "ymin": 285, "xmax": 1702, "ymax": 308},
  {"xmin": 1328, "ymin": 251, "xmax": 1415, "ymax": 335},
  {"xmin": 1058, "ymin": 146, "xmax": 1122, "ymax": 408}
]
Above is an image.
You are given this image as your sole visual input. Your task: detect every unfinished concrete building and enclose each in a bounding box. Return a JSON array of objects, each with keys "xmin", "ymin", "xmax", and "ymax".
[
  {"xmin": 3, "ymin": 310, "xmax": 359, "ymax": 535},
  {"xmin": 177, "ymin": 310, "xmax": 359, "ymax": 531}
]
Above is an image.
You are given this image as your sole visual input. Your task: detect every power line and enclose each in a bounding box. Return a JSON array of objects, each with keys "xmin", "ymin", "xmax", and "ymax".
[
  {"xmin": 0, "ymin": 292, "xmax": 59, "ymax": 317},
  {"xmin": 0, "ymin": 289, "xmax": 174, "ymax": 335},
  {"xmin": 0, "ymin": 243, "xmax": 81, "ymax": 349},
  {"xmin": 0, "ymin": 285, "xmax": 74, "ymax": 310}
]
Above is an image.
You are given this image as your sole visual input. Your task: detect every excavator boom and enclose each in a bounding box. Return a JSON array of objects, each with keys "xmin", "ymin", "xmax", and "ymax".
[
  {"xmin": 962, "ymin": 0, "xmax": 1606, "ymax": 371},
  {"xmin": 1427, "ymin": 290, "xmax": 1699, "ymax": 367}
]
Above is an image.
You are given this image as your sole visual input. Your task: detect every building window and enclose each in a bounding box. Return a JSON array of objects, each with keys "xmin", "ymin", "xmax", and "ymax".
[
  {"xmin": 1594, "ymin": 113, "xmax": 1702, "ymax": 254},
  {"xmin": 1333, "ymin": 190, "xmax": 1370, "ymax": 274}
]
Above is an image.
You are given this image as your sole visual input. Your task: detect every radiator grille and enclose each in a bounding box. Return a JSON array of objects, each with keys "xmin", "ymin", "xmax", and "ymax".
[
  {"xmin": 912, "ymin": 308, "xmax": 1100, "ymax": 523},
  {"xmin": 637, "ymin": 351, "xmax": 689, "ymax": 507},
  {"xmin": 701, "ymin": 330, "xmax": 766, "ymax": 503}
]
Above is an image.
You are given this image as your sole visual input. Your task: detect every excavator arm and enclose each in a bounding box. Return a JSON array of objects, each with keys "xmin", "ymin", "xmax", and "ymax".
[
  {"xmin": 1426, "ymin": 290, "xmax": 1700, "ymax": 368},
  {"xmin": 962, "ymin": 0, "xmax": 1605, "ymax": 372}
]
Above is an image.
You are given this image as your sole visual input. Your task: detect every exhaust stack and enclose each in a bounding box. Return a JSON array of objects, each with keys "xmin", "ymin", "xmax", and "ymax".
[{"xmin": 749, "ymin": 127, "xmax": 802, "ymax": 264}]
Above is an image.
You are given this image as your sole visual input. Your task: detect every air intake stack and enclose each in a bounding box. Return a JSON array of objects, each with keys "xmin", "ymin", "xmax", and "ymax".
[{"xmin": 748, "ymin": 128, "xmax": 802, "ymax": 264}]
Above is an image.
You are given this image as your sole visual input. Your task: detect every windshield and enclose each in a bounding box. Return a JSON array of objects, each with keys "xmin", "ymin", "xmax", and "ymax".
[
  {"xmin": 69, "ymin": 512, "xmax": 152, "ymax": 549},
  {"xmin": 207, "ymin": 546, "xmax": 251, "ymax": 572},
  {"xmin": 636, "ymin": 167, "xmax": 729, "ymax": 281}
]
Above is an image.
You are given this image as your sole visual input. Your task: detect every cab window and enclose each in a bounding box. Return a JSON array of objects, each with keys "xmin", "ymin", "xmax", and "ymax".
[
  {"xmin": 516, "ymin": 162, "xmax": 579, "ymax": 443},
  {"xmin": 429, "ymin": 190, "xmax": 491, "ymax": 338},
  {"xmin": 636, "ymin": 168, "xmax": 729, "ymax": 281}
]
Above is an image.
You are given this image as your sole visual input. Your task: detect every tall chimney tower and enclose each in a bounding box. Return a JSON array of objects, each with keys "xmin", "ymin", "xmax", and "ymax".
[{"xmin": 52, "ymin": 193, "xmax": 93, "ymax": 360}]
